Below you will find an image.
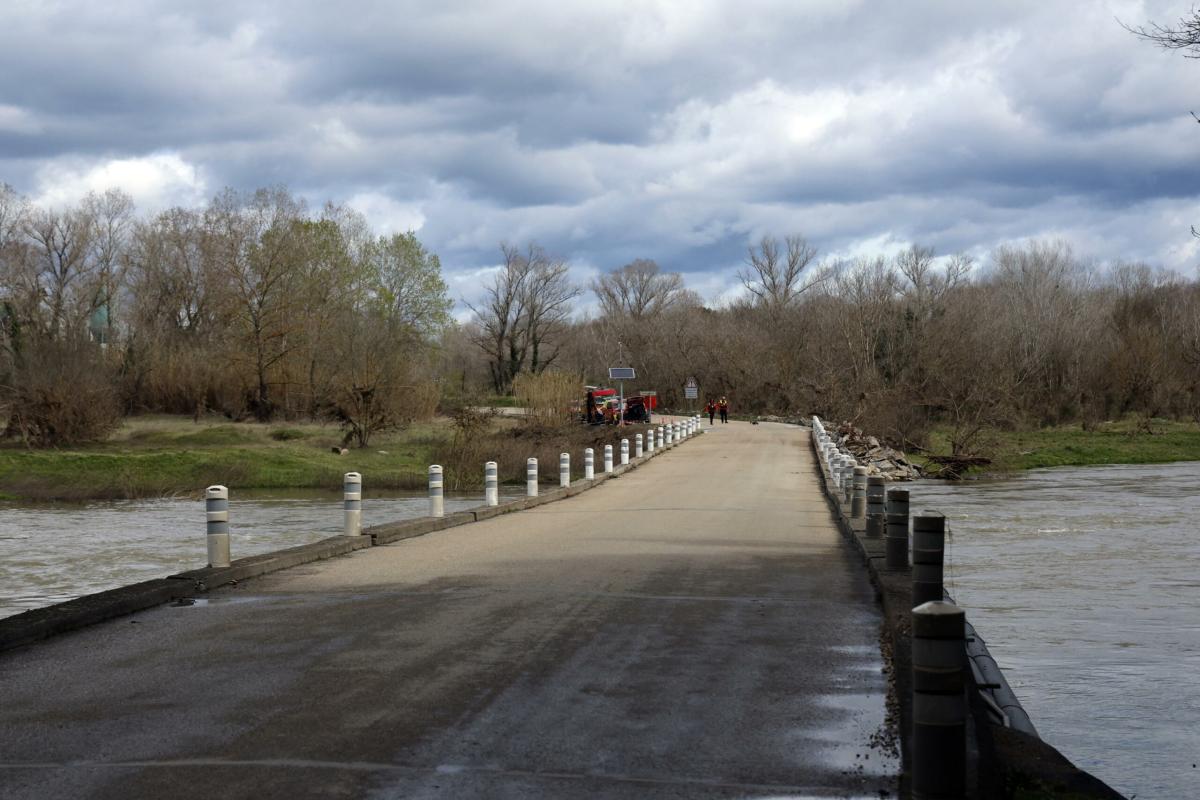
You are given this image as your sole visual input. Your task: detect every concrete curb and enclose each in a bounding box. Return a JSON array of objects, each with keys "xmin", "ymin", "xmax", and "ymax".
[{"xmin": 0, "ymin": 427, "xmax": 698, "ymax": 655}]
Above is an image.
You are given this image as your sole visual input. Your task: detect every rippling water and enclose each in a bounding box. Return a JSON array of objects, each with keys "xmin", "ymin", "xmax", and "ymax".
[
  {"xmin": 913, "ymin": 462, "xmax": 1200, "ymax": 800},
  {"xmin": 0, "ymin": 490, "xmax": 507, "ymax": 620}
]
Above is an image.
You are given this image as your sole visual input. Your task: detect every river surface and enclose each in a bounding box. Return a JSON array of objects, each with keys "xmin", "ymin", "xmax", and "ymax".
[
  {"xmin": 913, "ymin": 462, "xmax": 1200, "ymax": 800},
  {"xmin": 0, "ymin": 490, "xmax": 512, "ymax": 620}
]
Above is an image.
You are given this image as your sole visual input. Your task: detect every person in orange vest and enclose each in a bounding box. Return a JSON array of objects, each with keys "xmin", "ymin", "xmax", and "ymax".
[{"xmin": 718, "ymin": 396, "xmax": 729, "ymax": 423}]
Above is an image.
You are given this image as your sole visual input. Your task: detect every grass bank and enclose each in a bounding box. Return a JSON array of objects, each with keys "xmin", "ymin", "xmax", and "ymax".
[
  {"xmin": 0, "ymin": 416, "xmax": 445, "ymax": 502},
  {"xmin": 918, "ymin": 417, "xmax": 1200, "ymax": 474}
]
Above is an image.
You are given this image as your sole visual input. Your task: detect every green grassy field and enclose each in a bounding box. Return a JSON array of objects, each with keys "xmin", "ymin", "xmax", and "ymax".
[
  {"xmin": 918, "ymin": 417, "xmax": 1200, "ymax": 474},
  {"xmin": 0, "ymin": 416, "xmax": 447, "ymax": 501}
]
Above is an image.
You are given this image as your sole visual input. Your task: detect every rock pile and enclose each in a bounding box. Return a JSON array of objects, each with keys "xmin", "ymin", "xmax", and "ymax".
[{"xmin": 833, "ymin": 423, "xmax": 921, "ymax": 481}]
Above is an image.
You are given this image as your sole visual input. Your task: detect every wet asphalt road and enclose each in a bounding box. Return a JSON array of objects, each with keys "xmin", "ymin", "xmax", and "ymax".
[{"xmin": 0, "ymin": 421, "xmax": 897, "ymax": 799}]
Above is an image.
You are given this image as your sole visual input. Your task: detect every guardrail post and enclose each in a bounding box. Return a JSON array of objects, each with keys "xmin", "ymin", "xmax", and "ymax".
[
  {"xmin": 344, "ymin": 471, "xmax": 362, "ymax": 535},
  {"xmin": 620, "ymin": 438, "xmax": 629, "ymax": 465},
  {"xmin": 205, "ymin": 485, "xmax": 230, "ymax": 568},
  {"xmin": 584, "ymin": 448, "xmax": 594, "ymax": 480},
  {"xmin": 913, "ymin": 513, "xmax": 946, "ymax": 606},
  {"xmin": 912, "ymin": 600, "xmax": 967, "ymax": 799},
  {"xmin": 428, "ymin": 465, "xmax": 444, "ymax": 517},
  {"xmin": 604, "ymin": 444, "xmax": 614, "ymax": 473},
  {"xmin": 485, "ymin": 461, "xmax": 499, "ymax": 506},
  {"xmin": 526, "ymin": 458, "xmax": 538, "ymax": 497},
  {"xmin": 886, "ymin": 488, "xmax": 910, "ymax": 571},
  {"xmin": 851, "ymin": 466, "xmax": 868, "ymax": 517},
  {"xmin": 560, "ymin": 452, "xmax": 570, "ymax": 488},
  {"xmin": 635, "ymin": 433, "xmax": 644, "ymax": 458},
  {"xmin": 867, "ymin": 475, "xmax": 886, "ymax": 516}
]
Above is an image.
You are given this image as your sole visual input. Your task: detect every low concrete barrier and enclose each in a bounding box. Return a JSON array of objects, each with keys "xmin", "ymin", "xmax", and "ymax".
[
  {"xmin": 807, "ymin": 419, "xmax": 1123, "ymax": 799},
  {"xmin": 0, "ymin": 421, "xmax": 703, "ymax": 655}
]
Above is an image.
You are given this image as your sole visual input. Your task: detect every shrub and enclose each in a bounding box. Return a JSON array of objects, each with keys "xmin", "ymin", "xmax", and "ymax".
[
  {"xmin": 513, "ymin": 371, "xmax": 583, "ymax": 426},
  {"xmin": 3, "ymin": 338, "xmax": 122, "ymax": 446}
]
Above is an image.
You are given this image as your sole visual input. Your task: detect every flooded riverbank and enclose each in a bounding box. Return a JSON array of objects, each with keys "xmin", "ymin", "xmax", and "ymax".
[
  {"xmin": 0, "ymin": 490, "xmax": 511, "ymax": 619},
  {"xmin": 913, "ymin": 462, "xmax": 1200, "ymax": 800}
]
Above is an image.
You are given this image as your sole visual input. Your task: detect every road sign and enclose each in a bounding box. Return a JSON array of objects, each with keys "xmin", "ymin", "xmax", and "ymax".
[
  {"xmin": 684, "ymin": 386, "xmax": 698, "ymax": 399},
  {"xmin": 608, "ymin": 367, "xmax": 636, "ymax": 380},
  {"xmin": 685, "ymin": 376, "xmax": 697, "ymax": 388}
]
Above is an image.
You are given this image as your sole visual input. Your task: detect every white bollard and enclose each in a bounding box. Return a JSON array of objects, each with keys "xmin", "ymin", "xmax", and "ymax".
[
  {"xmin": 584, "ymin": 447, "xmax": 595, "ymax": 479},
  {"xmin": 657, "ymin": 427, "xmax": 664, "ymax": 449},
  {"xmin": 646, "ymin": 430, "xmax": 655, "ymax": 453},
  {"xmin": 604, "ymin": 444, "xmax": 614, "ymax": 473},
  {"xmin": 635, "ymin": 433, "xmax": 644, "ymax": 458},
  {"xmin": 206, "ymin": 485, "xmax": 231, "ymax": 568},
  {"xmin": 485, "ymin": 461, "xmax": 499, "ymax": 506},
  {"xmin": 560, "ymin": 452, "xmax": 570, "ymax": 488},
  {"xmin": 666, "ymin": 424, "xmax": 673, "ymax": 446},
  {"xmin": 428, "ymin": 464, "xmax": 444, "ymax": 518},
  {"xmin": 526, "ymin": 458, "xmax": 538, "ymax": 497},
  {"xmin": 343, "ymin": 471, "xmax": 362, "ymax": 536},
  {"xmin": 620, "ymin": 438, "xmax": 630, "ymax": 465}
]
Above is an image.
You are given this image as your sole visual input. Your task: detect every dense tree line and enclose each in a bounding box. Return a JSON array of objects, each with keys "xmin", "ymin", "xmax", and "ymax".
[
  {"xmin": 477, "ymin": 237, "xmax": 1200, "ymax": 459},
  {"xmin": 0, "ymin": 184, "xmax": 451, "ymax": 445}
]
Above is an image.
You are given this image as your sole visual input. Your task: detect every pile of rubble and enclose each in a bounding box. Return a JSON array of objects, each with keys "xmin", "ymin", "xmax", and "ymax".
[{"xmin": 833, "ymin": 423, "xmax": 922, "ymax": 481}]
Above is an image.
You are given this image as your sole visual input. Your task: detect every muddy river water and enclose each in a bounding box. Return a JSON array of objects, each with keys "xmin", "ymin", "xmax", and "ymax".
[
  {"xmin": 914, "ymin": 462, "xmax": 1200, "ymax": 800},
  {"xmin": 0, "ymin": 490, "xmax": 511, "ymax": 620}
]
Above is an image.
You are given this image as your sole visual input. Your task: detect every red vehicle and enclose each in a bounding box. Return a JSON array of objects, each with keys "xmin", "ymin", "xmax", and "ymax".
[{"xmin": 582, "ymin": 387, "xmax": 655, "ymax": 424}]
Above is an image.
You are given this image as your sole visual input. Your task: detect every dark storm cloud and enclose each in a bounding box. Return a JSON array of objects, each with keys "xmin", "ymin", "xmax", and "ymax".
[{"xmin": 2, "ymin": 0, "xmax": 1198, "ymax": 309}]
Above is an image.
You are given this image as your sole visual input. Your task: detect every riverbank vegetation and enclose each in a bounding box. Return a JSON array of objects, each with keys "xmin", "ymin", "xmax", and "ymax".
[{"xmin": 3, "ymin": 180, "xmax": 1199, "ymax": 484}]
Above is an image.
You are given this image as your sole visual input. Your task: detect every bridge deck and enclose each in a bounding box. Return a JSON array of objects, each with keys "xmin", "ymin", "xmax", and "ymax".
[{"xmin": 0, "ymin": 421, "xmax": 897, "ymax": 799}]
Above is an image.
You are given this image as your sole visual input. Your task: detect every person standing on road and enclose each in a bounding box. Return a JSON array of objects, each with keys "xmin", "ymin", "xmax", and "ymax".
[
  {"xmin": 718, "ymin": 397, "xmax": 729, "ymax": 424},
  {"xmin": 706, "ymin": 399, "xmax": 716, "ymax": 425}
]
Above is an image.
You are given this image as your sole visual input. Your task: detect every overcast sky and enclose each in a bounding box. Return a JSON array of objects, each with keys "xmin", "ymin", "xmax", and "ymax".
[{"xmin": 2, "ymin": 0, "xmax": 1199, "ymax": 312}]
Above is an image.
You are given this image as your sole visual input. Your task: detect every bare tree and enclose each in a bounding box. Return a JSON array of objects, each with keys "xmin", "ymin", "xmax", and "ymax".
[
  {"xmin": 738, "ymin": 234, "xmax": 825, "ymax": 311},
  {"xmin": 1123, "ymin": 10, "xmax": 1200, "ymax": 56},
  {"xmin": 592, "ymin": 258, "xmax": 687, "ymax": 319},
  {"xmin": 468, "ymin": 243, "xmax": 580, "ymax": 394}
]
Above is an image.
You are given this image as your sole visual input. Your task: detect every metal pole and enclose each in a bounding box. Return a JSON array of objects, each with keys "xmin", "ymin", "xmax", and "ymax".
[
  {"xmin": 428, "ymin": 464, "xmax": 444, "ymax": 518},
  {"xmin": 485, "ymin": 461, "xmax": 499, "ymax": 506},
  {"xmin": 886, "ymin": 488, "xmax": 910, "ymax": 571},
  {"xmin": 559, "ymin": 452, "xmax": 570, "ymax": 488},
  {"xmin": 912, "ymin": 600, "xmax": 967, "ymax": 799},
  {"xmin": 526, "ymin": 458, "xmax": 538, "ymax": 497},
  {"xmin": 912, "ymin": 513, "xmax": 946, "ymax": 606},
  {"xmin": 205, "ymin": 484, "xmax": 230, "ymax": 568},
  {"xmin": 343, "ymin": 471, "xmax": 362, "ymax": 535}
]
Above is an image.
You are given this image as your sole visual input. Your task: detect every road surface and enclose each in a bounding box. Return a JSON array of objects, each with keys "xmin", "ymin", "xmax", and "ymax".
[{"xmin": 0, "ymin": 421, "xmax": 897, "ymax": 799}]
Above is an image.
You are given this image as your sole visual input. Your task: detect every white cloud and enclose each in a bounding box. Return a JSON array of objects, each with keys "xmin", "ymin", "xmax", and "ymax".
[
  {"xmin": 345, "ymin": 191, "xmax": 426, "ymax": 235},
  {"xmin": 32, "ymin": 152, "xmax": 207, "ymax": 211}
]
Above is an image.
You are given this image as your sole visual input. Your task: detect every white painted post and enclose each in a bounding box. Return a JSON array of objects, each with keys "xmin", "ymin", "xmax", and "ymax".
[
  {"xmin": 584, "ymin": 448, "xmax": 595, "ymax": 479},
  {"xmin": 343, "ymin": 471, "xmax": 362, "ymax": 536},
  {"xmin": 666, "ymin": 424, "xmax": 673, "ymax": 446},
  {"xmin": 604, "ymin": 444, "xmax": 614, "ymax": 473},
  {"xmin": 657, "ymin": 426, "xmax": 664, "ymax": 449},
  {"xmin": 526, "ymin": 458, "xmax": 538, "ymax": 497},
  {"xmin": 428, "ymin": 464, "xmax": 444, "ymax": 518},
  {"xmin": 620, "ymin": 438, "xmax": 630, "ymax": 465},
  {"xmin": 206, "ymin": 485, "xmax": 231, "ymax": 568},
  {"xmin": 635, "ymin": 433, "xmax": 644, "ymax": 458},
  {"xmin": 485, "ymin": 461, "xmax": 499, "ymax": 506},
  {"xmin": 560, "ymin": 452, "xmax": 570, "ymax": 488}
]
